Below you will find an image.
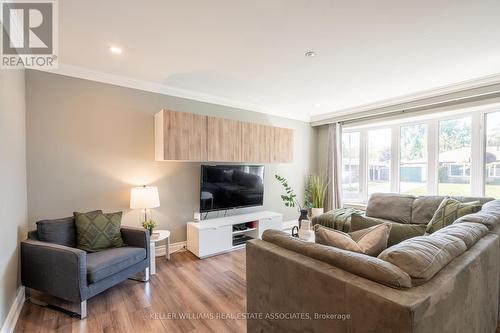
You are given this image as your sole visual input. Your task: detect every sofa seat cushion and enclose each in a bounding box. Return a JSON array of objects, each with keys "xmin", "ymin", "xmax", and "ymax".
[
  {"xmin": 365, "ymin": 193, "xmax": 415, "ymax": 224},
  {"xmin": 314, "ymin": 224, "xmax": 391, "ymax": 256},
  {"xmin": 378, "ymin": 234, "xmax": 466, "ymax": 285},
  {"xmin": 411, "ymin": 196, "xmax": 444, "ymax": 225},
  {"xmin": 87, "ymin": 246, "xmax": 146, "ymax": 283},
  {"xmin": 426, "ymin": 198, "xmax": 482, "ymax": 234},
  {"xmin": 262, "ymin": 229, "xmax": 412, "ymax": 289},
  {"xmin": 433, "ymin": 222, "xmax": 489, "ymax": 249},
  {"xmin": 351, "ymin": 214, "xmax": 427, "ymax": 246}
]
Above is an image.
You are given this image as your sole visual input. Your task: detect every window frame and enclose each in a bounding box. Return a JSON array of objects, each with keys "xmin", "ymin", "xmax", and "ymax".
[{"xmin": 341, "ymin": 105, "xmax": 500, "ymax": 203}]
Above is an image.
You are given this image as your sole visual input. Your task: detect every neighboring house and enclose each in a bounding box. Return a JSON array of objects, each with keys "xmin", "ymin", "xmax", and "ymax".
[{"xmin": 343, "ymin": 146, "xmax": 500, "ymax": 186}]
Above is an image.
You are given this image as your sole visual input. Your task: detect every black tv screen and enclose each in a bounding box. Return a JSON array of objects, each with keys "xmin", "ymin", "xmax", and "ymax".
[{"xmin": 200, "ymin": 165, "xmax": 264, "ymax": 213}]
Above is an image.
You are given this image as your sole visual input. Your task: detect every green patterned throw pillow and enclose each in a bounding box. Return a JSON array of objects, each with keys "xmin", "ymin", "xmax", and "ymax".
[
  {"xmin": 426, "ymin": 199, "xmax": 481, "ymax": 234},
  {"xmin": 74, "ymin": 211, "xmax": 124, "ymax": 252}
]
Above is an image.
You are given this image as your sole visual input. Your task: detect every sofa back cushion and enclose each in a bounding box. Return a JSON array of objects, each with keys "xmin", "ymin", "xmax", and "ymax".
[
  {"xmin": 454, "ymin": 199, "xmax": 500, "ymax": 231},
  {"xmin": 378, "ymin": 234, "xmax": 466, "ymax": 285},
  {"xmin": 36, "ymin": 216, "xmax": 79, "ymax": 247},
  {"xmin": 314, "ymin": 224, "xmax": 391, "ymax": 256},
  {"xmin": 365, "ymin": 193, "xmax": 415, "ymax": 224},
  {"xmin": 351, "ymin": 214, "xmax": 427, "ymax": 246},
  {"xmin": 451, "ymin": 196, "xmax": 494, "ymax": 205},
  {"xmin": 411, "ymin": 196, "xmax": 445, "ymax": 225},
  {"xmin": 432, "ymin": 222, "xmax": 488, "ymax": 249},
  {"xmin": 262, "ymin": 229, "xmax": 412, "ymax": 289}
]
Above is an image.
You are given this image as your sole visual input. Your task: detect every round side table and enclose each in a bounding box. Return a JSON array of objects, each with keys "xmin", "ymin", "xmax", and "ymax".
[{"xmin": 150, "ymin": 229, "xmax": 170, "ymax": 275}]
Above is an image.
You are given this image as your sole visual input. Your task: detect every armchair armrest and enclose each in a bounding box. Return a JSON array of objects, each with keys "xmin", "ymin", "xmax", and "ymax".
[
  {"xmin": 121, "ymin": 227, "xmax": 150, "ymax": 260},
  {"xmin": 21, "ymin": 240, "xmax": 88, "ymax": 302}
]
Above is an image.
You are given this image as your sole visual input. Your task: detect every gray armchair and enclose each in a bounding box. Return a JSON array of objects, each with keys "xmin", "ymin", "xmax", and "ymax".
[{"xmin": 21, "ymin": 217, "xmax": 150, "ymax": 319}]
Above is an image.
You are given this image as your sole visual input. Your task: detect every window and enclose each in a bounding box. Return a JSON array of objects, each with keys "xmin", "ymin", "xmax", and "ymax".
[
  {"xmin": 400, "ymin": 124, "xmax": 427, "ymax": 195},
  {"xmin": 341, "ymin": 108, "xmax": 500, "ymax": 203},
  {"xmin": 341, "ymin": 132, "xmax": 361, "ymax": 201},
  {"xmin": 367, "ymin": 129, "xmax": 391, "ymax": 195},
  {"xmin": 438, "ymin": 117, "xmax": 472, "ymax": 196},
  {"xmin": 485, "ymin": 111, "xmax": 500, "ymax": 198}
]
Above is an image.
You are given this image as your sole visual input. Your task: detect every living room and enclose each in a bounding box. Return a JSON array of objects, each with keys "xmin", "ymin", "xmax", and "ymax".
[{"xmin": 1, "ymin": 1, "xmax": 500, "ymax": 332}]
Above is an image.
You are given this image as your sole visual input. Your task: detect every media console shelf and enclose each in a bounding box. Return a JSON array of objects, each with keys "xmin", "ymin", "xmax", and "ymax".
[{"xmin": 186, "ymin": 211, "xmax": 283, "ymax": 258}]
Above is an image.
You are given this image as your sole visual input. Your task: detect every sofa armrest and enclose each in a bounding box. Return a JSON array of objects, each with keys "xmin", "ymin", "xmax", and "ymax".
[
  {"xmin": 312, "ymin": 208, "xmax": 364, "ymax": 232},
  {"xmin": 21, "ymin": 240, "xmax": 88, "ymax": 302},
  {"xmin": 121, "ymin": 227, "xmax": 150, "ymax": 260}
]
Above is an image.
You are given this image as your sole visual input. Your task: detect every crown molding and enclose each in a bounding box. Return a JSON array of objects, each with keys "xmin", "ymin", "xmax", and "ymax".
[
  {"xmin": 33, "ymin": 64, "xmax": 311, "ymax": 122},
  {"xmin": 311, "ymin": 73, "xmax": 500, "ymax": 125}
]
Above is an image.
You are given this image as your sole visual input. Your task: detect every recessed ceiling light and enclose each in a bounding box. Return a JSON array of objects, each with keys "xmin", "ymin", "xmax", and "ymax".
[
  {"xmin": 314, "ymin": 103, "xmax": 321, "ymax": 107},
  {"xmin": 305, "ymin": 51, "xmax": 316, "ymax": 57},
  {"xmin": 109, "ymin": 46, "xmax": 123, "ymax": 55}
]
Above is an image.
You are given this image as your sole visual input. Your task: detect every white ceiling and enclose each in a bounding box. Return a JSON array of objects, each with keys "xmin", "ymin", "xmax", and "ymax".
[{"xmin": 56, "ymin": 0, "xmax": 500, "ymax": 121}]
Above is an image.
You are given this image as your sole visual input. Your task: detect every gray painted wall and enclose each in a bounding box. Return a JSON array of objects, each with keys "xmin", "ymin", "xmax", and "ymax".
[
  {"xmin": 0, "ymin": 70, "xmax": 28, "ymax": 327},
  {"xmin": 26, "ymin": 70, "xmax": 317, "ymax": 243}
]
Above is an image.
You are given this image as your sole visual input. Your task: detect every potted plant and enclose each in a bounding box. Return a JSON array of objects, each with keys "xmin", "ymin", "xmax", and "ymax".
[
  {"xmin": 142, "ymin": 219, "xmax": 157, "ymax": 235},
  {"xmin": 275, "ymin": 174, "xmax": 309, "ymax": 224},
  {"xmin": 305, "ymin": 174, "xmax": 328, "ymax": 218}
]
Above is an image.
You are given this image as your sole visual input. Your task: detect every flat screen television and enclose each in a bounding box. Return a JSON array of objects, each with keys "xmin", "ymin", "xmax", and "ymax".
[{"xmin": 200, "ymin": 165, "xmax": 264, "ymax": 213}]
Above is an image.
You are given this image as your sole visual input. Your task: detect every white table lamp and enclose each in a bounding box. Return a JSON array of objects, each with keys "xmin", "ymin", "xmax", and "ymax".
[{"xmin": 130, "ymin": 185, "xmax": 160, "ymax": 222}]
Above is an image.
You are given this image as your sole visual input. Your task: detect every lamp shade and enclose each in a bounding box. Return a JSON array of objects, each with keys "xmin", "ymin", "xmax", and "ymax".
[{"xmin": 130, "ymin": 186, "xmax": 160, "ymax": 209}]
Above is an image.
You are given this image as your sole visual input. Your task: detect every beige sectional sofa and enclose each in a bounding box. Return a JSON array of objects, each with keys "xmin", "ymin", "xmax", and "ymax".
[{"xmin": 247, "ymin": 195, "xmax": 500, "ymax": 333}]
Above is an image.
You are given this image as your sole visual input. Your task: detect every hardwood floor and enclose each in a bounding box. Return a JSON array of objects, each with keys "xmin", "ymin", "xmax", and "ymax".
[{"xmin": 15, "ymin": 249, "xmax": 247, "ymax": 333}]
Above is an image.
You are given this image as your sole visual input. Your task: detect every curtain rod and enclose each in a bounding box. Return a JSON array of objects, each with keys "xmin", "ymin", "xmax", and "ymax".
[
  {"xmin": 312, "ymin": 82, "xmax": 500, "ymax": 127},
  {"xmin": 338, "ymin": 91, "xmax": 500, "ymax": 126}
]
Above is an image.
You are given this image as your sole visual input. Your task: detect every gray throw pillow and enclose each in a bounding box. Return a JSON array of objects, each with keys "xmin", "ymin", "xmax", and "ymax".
[{"xmin": 36, "ymin": 210, "xmax": 103, "ymax": 247}]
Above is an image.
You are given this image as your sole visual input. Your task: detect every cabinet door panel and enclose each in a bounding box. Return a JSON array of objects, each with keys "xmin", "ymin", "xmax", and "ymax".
[
  {"xmin": 242, "ymin": 122, "xmax": 263, "ymax": 162},
  {"xmin": 207, "ymin": 117, "xmax": 242, "ymax": 161},
  {"xmin": 163, "ymin": 110, "xmax": 207, "ymax": 160},
  {"xmin": 199, "ymin": 225, "xmax": 232, "ymax": 257},
  {"xmin": 273, "ymin": 127, "xmax": 294, "ymax": 163}
]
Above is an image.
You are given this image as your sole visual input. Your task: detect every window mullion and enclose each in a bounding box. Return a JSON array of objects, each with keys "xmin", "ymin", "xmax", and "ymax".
[
  {"xmin": 391, "ymin": 125, "xmax": 400, "ymax": 193},
  {"xmin": 427, "ymin": 120, "xmax": 438, "ymax": 195},
  {"xmin": 471, "ymin": 111, "xmax": 485, "ymax": 196},
  {"xmin": 359, "ymin": 130, "xmax": 368, "ymax": 202}
]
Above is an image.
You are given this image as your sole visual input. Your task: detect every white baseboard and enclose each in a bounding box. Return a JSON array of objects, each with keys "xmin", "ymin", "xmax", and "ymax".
[
  {"xmin": 156, "ymin": 241, "xmax": 187, "ymax": 257},
  {"xmin": 1, "ymin": 287, "xmax": 25, "ymax": 333}
]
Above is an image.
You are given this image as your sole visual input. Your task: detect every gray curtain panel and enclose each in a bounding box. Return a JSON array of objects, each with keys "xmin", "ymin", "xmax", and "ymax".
[{"xmin": 325, "ymin": 122, "xmax": 343, "ymax": 211}]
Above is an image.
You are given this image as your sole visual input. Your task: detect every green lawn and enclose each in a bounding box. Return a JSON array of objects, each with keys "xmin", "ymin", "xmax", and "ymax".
[{"xmin": 397, "ymin": 182, "xmax": 500, "ymax": 198}]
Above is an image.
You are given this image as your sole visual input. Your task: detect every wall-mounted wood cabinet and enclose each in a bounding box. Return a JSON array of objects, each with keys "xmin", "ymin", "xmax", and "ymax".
[
  {"xmin": 207, "ymin": 117, "xmax": 243, "ymax": 162},
  {"xmin": 155, "ymin": 110, "xmax": 207, "ymax": 161},
  {"xmin": 155, "ymin": 109, "xmax": 293, "ymax": 163}
]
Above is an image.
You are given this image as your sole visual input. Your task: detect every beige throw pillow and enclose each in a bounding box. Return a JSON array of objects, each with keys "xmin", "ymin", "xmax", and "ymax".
[{"xmin": 314, "ymin": 224, "xmax": 392, "ymax": 256}]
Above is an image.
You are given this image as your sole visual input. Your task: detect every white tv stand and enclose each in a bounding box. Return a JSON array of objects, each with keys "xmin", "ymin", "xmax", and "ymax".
[{"xmin": 187, "ymin": 211, "xmax": 283, "ymax": 258}]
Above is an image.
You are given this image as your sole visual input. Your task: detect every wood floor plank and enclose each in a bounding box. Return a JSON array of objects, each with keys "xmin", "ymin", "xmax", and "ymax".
[{"xmin": 15, "ymin": 249, "xmax": 247, "ymax": 333}]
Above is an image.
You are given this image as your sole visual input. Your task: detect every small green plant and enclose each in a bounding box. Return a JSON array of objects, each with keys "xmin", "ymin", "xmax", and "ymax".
[
  {"xmin": 275, "ymin": 174, "xmax": 303, "ymax": 211},
  {"xmin": 305, "ymin": 175, "xmax": 328, "ymax": 208},
  {"xmin": 142, "ymin": 219, "xmax": 157, "ymax": 231}
]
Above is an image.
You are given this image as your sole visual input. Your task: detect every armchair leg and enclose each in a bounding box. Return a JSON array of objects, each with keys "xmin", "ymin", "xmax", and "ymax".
[
  {"xmin": 78, "ymin": 300, "xmax": 87, "ymax": 319},
  {"xmin": 130, "ymin": 267, "xmax": 150, "ymax": 282},
  {"xmin": 24, "ymin": 287, "xmax": 31, "ymax": 301},
  {"xmin": 24, "ymin": 287, "xmax": 87, "ymax": 319}
]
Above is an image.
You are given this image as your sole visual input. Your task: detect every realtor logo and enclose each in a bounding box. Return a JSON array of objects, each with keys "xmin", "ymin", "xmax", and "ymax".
[{"xmin": 1, "ymin": 0, "xmax": 58, "ymax": 69}]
